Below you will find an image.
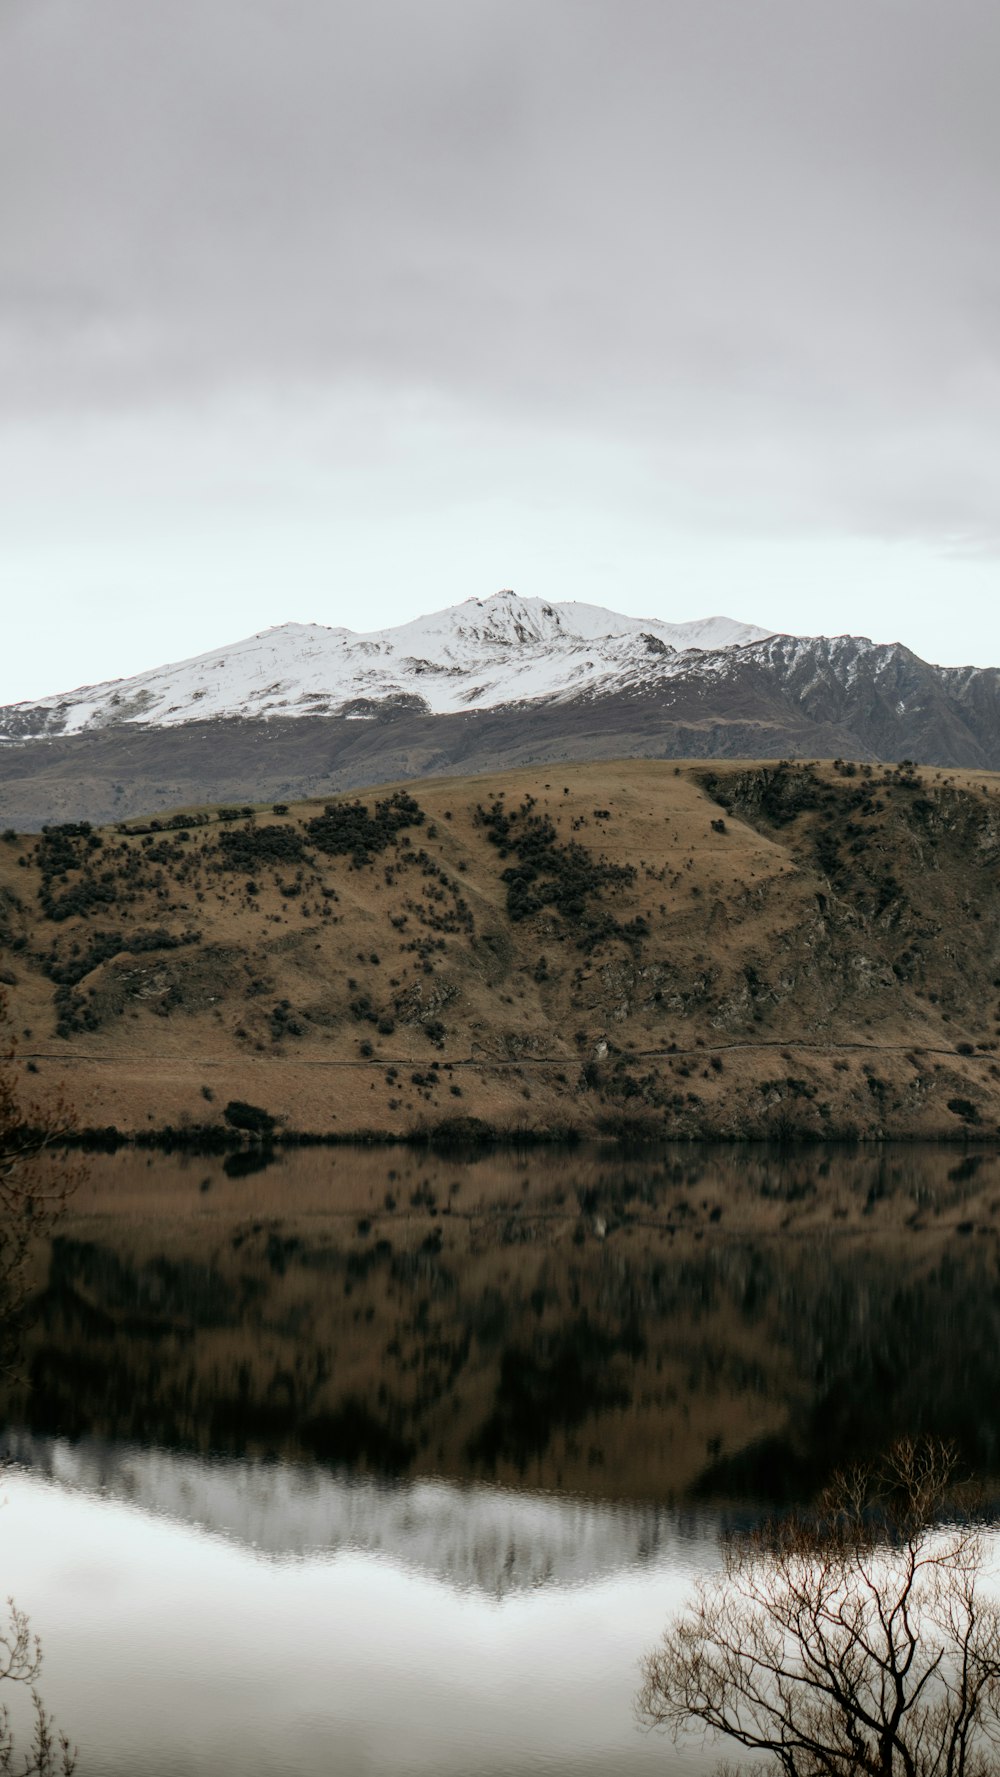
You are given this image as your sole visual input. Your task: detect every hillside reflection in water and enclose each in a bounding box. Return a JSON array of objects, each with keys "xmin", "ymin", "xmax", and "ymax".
[
  {"xmin": 2, "ymin": 1142, "xmax": 1000, "ymax": 1775},
  {"xmin": 8, "ymin": 1142, "xmax": 1000, "ymax": 1499}
]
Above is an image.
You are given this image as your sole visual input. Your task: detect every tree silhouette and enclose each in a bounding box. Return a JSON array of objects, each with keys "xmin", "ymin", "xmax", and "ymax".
[
  {"xmin": 0, "ymin": 1606, "xmax": 76, "ymax": 1777},
  {"xmin": 1, "ymin": 992, "xmax": 78, "ymax": 1774},
  {"xmin": 639, "ymin": 1440, "xmax": 1000, "ymax": 1777}
]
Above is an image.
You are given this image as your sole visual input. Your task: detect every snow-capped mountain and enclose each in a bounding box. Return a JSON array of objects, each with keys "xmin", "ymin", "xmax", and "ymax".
[
  {"xmin": 0, "ymin": 591, "xmax": 773, "ymax": 736},
  {"xmin": 3, "ymin": 590, "xmax": 1000, "ymax": 828}
]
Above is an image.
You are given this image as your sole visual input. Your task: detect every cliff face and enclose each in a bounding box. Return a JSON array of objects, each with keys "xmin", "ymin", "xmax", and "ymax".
[{"xmin": 2, "ymin": 757, "xmax": 1000, "ymax": 1141}]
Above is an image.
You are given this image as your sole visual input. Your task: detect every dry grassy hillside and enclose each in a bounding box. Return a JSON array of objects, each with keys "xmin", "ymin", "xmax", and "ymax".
[{"xmin": 2, "ymin": 757, "xmax": 1000, "ymax": 1141}]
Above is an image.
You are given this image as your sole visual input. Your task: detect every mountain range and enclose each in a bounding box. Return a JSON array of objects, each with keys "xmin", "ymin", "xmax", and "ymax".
[{"xmin": 2, "ymin": 591, "xmax": 999, "ymax": 827}]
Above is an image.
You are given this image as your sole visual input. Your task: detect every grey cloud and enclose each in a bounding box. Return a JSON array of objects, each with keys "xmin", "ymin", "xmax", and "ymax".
[{"xmin": 2, "ymin": 0, "xmax": 1000, "ymax": 542}]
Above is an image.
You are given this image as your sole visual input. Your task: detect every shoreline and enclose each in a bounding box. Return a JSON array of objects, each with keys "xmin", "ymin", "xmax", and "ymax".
[{"xmin": 48, "ymin": 1116, "xmax": 1000, "ymax": 1154}]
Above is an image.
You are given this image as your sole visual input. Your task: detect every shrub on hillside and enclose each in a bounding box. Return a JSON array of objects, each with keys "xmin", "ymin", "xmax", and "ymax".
[
  {"xmin": 305, "ymin": 792, "xmax": 425, "ymax": 866},
  {"xmin": 223, "ymin": 1099, "xmax": 277, "ymax": 1137}
]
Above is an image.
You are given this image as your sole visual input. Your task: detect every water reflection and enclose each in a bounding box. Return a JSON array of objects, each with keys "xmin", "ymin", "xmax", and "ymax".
[
  {"xmin": 2, "ymin": 1430, "xmax": 722, "ymax": 1597},
  {"xmin": 4, "ymin": 1144, "xmax": 1000, "ymax": 1776},
  {"xmin": 4, "ymin": 1143, "xmax": 1000, "ymax": 1502},
  {"xmin": 0, "ymin": 1468, "xmax": 708, "ymax": 1777}
]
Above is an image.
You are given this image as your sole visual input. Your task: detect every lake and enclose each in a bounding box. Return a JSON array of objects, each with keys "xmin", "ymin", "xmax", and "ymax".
[{"xmin": 2, "ymin": 1142, "xmax": 999, "ymax": 1774}]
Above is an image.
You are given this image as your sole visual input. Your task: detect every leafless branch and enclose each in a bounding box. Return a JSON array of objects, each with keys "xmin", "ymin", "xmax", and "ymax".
[{"xmin": 639, "ymin": 1440, "xmax": 1000, "ymax": 1777}]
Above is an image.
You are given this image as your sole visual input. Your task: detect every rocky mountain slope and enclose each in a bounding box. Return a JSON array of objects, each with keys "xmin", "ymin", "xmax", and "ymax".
[
  {"xmin": 3, "ymin": 594, "xmax": 999, "ymax": 829},
  {"xmin": 2, "ymin": 757, "xmax": 1000, "ymax": 1142}
]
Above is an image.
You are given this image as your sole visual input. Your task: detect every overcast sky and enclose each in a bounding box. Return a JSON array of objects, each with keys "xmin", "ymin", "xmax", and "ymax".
[{"xmin": 3, "ymin": 0, "xmax": 999, "ymax": 703}]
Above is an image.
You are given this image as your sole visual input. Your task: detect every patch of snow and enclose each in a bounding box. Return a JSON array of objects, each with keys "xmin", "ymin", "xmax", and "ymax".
[{"xmin": 2, "ymin": 590, "xmax": 778, "ymax": 736}]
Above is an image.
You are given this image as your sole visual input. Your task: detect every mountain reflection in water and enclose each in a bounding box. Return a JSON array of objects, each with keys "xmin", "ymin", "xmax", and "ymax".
[
  {"xmin": 4, "ymin": 1144, "xmax": 1000, "ymax": 1777},
  {"xmin": 5, "ymin": 1142, "xmax": 1000, "ymax": 1503},
  {"xmin": 1, "ymin": 1430, "xmax": 722, "ymax": 1596},
  {"xmin": 0, "ymin": 1462, "xmax": 712, "ymax": 1777}
]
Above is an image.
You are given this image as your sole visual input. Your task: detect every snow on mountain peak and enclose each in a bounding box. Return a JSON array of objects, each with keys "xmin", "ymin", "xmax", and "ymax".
[{"xmin": 2, "ymin": 592, "xmax": 775, "ymax": 737}]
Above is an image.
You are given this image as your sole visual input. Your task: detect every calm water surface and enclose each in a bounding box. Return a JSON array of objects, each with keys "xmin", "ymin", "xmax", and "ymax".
[{"xmin": 2, "ymin": 1142, "xmax": 999, "ymax": 1774}]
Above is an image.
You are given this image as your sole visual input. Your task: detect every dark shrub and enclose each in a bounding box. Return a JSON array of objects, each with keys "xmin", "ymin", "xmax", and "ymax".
[
  {"xmin": 305, "ymin": 791, "xmax": 425, "ymax": 866},
  {"xmin": 947, "ymin": 1097, "xmax": 979, "ymax": 1123},
  {"xmin": 223, "ymin": 1099, "xmax": 277, "ymax": 1136},
  {"xmin": 217, "ymin": 824, "xmax": 306, "ymax": 871}
]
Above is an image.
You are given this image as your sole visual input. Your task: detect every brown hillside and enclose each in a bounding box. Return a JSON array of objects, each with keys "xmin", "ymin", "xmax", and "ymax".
[{"xmin": 2, "ymin": 757, "xmax": 1000, "ymax": 1141}]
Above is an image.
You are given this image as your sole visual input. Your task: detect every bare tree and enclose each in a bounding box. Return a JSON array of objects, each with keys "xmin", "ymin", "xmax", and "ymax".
[
  {"xmin": 0, "ymin": 1606, "xmax": 76, "ymax": 1777},
  {"xmin": 638, "ymin": 1439, "xmax": 1000, "ymax": 1777},
  {"xmin": 0, "ymin": 993, "xmax": 79, "ymax": 1774}
]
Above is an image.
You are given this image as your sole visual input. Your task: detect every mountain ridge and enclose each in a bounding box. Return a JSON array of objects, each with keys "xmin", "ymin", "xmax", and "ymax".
[
  {"xmin": 0, "ymin": 591, "xmax": 773, "ymax": 736},
  {"xmin": 3, "ymin": 592, "xmax": 1000, "ymax": 829}
]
